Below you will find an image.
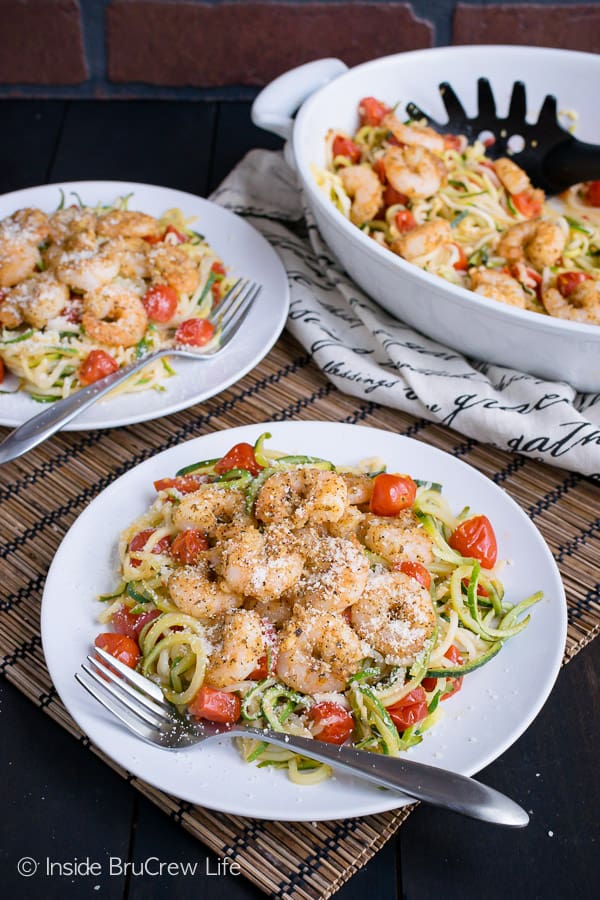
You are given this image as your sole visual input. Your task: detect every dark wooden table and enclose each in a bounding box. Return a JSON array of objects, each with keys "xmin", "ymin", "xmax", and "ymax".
[{"xmin": 0, "ymin": 99, "xmax": 597, "ymax": 900}]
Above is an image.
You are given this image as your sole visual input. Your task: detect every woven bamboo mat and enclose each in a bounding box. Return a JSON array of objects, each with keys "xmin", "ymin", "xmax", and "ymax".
[{"xmin": 1, "ymin": 330, "xmax": 599, "ymax": 900}]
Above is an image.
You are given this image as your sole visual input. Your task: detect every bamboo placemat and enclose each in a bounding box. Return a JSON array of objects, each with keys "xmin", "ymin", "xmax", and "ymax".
[{"xmin": 1, "ymin": 331, "xmax": 599, "ymax": 900}]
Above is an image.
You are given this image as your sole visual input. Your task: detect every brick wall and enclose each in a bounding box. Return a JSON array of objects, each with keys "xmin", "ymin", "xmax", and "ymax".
[{"xmin": 0, "ymin": 0, "xmax": 598, "ymax": 98}]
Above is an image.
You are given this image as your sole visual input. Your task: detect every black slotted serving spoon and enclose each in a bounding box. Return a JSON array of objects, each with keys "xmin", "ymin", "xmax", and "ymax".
[{"xmin": 406, "ymin": 78, "xmax": 600, "ymax": 194}]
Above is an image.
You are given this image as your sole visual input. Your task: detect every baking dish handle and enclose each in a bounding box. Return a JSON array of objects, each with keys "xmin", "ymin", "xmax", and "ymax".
[{"xmin": 252, "ymin": 58, "xmax": 348, "ymax": 140}]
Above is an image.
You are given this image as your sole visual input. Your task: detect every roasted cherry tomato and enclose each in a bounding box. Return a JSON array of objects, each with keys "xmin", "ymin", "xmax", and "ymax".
[
  {"xmin": 129, "ymin": 529, "xmax": 172, "ymax": 568},
  {"xmin": 452, "ymin": 243, "xmax": 468, "ymax": 270},
  {"xmin": 443, "ymin": 134, "xmax": 463, "ymax": 151},
  {"xmin": 358, "ymin": 96, "xmax": 391, "ymax": 127},
  {"xmin": 142, "ymin": 284, "xmax": 178, "ymax": 322},
  {"xmin": 395, "ymin": 560, "xmax": 431, "ymax": 590},
  {"xmin": 94, "ymin": 632, "xmax": 140, "ymax": 668},
  {"xmin": 309, "ymin": 702, "xmax": 354, "ymax": 744},
  {"xmin": 462, "ymin": 577, "xmax": 489, "ymax": 597},
  {"xmin": 387, "ymin": 687, "xmax": 428, "ymax": 732},
  {"xmin": 214, "ymin": 442, "xmax": 262, "ymax": 476},
  {"xmin": 384, "ymin": 185, "xmax": 409, "ymax": 207},
  {"xmin": 153, "ymin": 475, "xmax": 206, "ymax": 494},
  {"xmin": 557, "ymin": 271, "xmax": 593, "ymax": 297},
  {"xmin": 511, "ymin": 190, "xmax": 543, "ymax": 218},
  {"xmin": 372, "ymin": 158, "xmax": 387, "ymax": 183},
  {"xmin": 189, "ymin": 685, "xmax": 241, "ymax": 724},
  {"xmin": 449, "ymin": 515, "xmax": 498, "ymax": 569},
  {"xmin": 422, "ymin": 645, "xmax": 464, "ymax": 696},
  {"xmin": 174, "ymin": 318, "xmax": 215, "ymax": 347},
  {"xmin": 395, "ymin": 210, "xmax": 416, "ymax": 233},
  {"xmin": 370, "ymin": 473, "xmax": 417, "ymax": 516},
  {"xmin": 170, "ymin": 528, "xmax": 208, "ymax": 565},
  {"xmin": 78, "ymin": 349, "xmax": 118, "ymax": 386},
  {"xmin": 163, "ymin": 223, "xmax": 187, "ymax": 243},
  {"xmin": 211, "ymin": 261, "xmax": 226, "ymax": 276},
  {"xmin": 584, "ymin": 180, "xmax": 600, "ymax": 207},
  {"xmin": 111, "ymin": 606, "xmax": 161, "ymax": 642},
  {"xmin": 332, "ymin": 135, "xmax": 362, "ymax": 164}
]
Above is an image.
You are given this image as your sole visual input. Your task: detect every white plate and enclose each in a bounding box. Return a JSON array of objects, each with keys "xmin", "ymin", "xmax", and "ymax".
[
  {"xmin": 41, "ymin": 422, "xmax": 566, "ymax": 820},
  {"xmin": 0, "ymin": 181, "xmax": 289, "ymax": 429}
]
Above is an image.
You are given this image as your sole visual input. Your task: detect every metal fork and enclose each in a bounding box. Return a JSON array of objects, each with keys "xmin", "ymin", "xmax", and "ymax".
[
  {"xmin": 75, "ymin": 647, "xmax": 529, "ymax": 827},
  {"xmin": 0, "ymin": 279, "xmax": 260, "ymax": 464}
]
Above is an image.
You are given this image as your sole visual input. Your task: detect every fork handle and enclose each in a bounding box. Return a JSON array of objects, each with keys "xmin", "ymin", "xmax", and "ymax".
[
  {"xmin": 544, "ymin": 140, "xmax": 600, "ymax": 193},
  {"xmin": 232, "ymin": 728, "xmax": 528, "ymax": 827},
  {"xmin": 0, "ymin": 350, "xmax": 165, "ymax": 464}
]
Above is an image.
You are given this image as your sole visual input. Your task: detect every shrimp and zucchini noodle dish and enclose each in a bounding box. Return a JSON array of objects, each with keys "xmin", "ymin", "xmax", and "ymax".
[
  {"xmin": 314, "ymin": 96, "xmax": 600, "ymax": 324},
  {"xmin": 0, "ymin": 193, "xmax": 234, "ymax": 401},
  {"xmin": 93, "ymin": 433, "xmax": 541, "ymax": 784}
]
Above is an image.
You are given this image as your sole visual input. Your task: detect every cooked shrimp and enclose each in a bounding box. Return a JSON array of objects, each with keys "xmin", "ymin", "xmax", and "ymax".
[
  {"xmin": 339, "ymin": 165, "xmax": 384, "ymax": 226},
  {"xmin": 469, "ymin": 266, "xmax": 527, "ymax": 309},
  {"xmin": 148, "ymin": 244, "xmax": 199, "ymax": 295},
  {"xmin": 0, "ymin": 289, "xmax": 23, "ymax": 327},
  {"xmin": 341, "ymin": 473, "xmax": 373, "ymax": 505},
  {"xmin": 542, "ymin": 281, "xmax": 600, "ymax": 325},
  {"xmin": 276, "ymin": 607, "xmax": 366, "ymax": 693},
  {"xmin": 383, "ymin": 145, "xmax": 447, "ymax": 199},
  {"xmin": 0, "ymin": 207, "xmax": 49, "ymax": 245},
  {"xmin": 249, "ymin": 595, "xmax": 293, "ymax": 627},
  {"xmin": 351, "ymin": 570, "xmax": 435, "ymax": 665},
  {"xmin": 381, "ymin": 113, "xmax": 445, "ymax": 153},
  {"xmin": 168, "ymin": 559, "xmax": 242, "ymax": 623},
  {"xmin": 9, "ymin": 271, "xmax": 69, "ymax": 329},
  {"xmin": 360, "ymin": 509, "xmax": 434, "ymax": 565},
  {"xmin": 216, "ymin": 524, "xmax": 304, "ymax": 600},
  {"xmin": 0, "ymin": 239, "xmax": 40, "ymax": 288},
  {"xmin": 205, "ymin": 609, "xmax": 264, "ymax": 687},
  {"xmin": 497, "ymin": 219, "xmax": 566, "ymax": 269},
  {"xmin": 97, "ymin": 209, "xmax": 159, "ymax": 240},
  {"xmin": 48, "ymin": 208, "xmax": 97, "ymax": 245},
  {"xmin": 173, "ymin": 486, "xmax": 248, "ymax": 537},
  {"xmin": 289, "ymin": 530, "xmax": 369, "ymax": 613},
  {"xmin": 326, "ymin": 505, "xmax": 365, "ymax": 541},
  {"xmin": 55, "ymin": 247, "xmax": 120, "ymax": 293},
  {"xmin": 81, "ymin": 282, "xmax": 147, "ymax": 347},
  {"xmin": 107, "ymin": 237, "xmax": 151, "ymax": 280},
  {"xmin": 493, "ymin": 157, "xmax": 532, "ymax": 196},
  {"xmin": 392, "ymin": 219, "xmax": 451, "ymax": 261},
  {"xmin": 254, "ymin": 468, "xmax": 348, "ymax": 528}
]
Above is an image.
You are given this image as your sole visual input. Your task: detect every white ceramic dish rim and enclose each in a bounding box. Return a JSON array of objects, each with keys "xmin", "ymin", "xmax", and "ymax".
[
  {"xmin": 0, "ymin": 180, "xmax": 289, "ymax": 430},
  {"xmin": 41, "ymin": 421, "xmax": 567, "ymax": 820},
  {"xmin": 292, "ymin": 45, "xmax": 600, "ymax": 340}
]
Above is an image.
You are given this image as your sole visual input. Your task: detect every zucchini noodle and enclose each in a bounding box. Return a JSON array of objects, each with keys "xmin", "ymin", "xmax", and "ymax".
[{"xmin": 92, "ymin": 431, "xmax": 542, "ymax": 783}]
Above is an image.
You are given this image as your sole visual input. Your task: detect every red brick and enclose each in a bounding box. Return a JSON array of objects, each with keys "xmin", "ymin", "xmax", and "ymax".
[
  {"xmin": 453, "ymin": 4, "xmax": 600, "ymax": 53},
  {"xmin": 0, "ymin": 0, "xmax": 88, "ymax": 84},
  {"xmin": 106, "ymin": 1, "xmax": 433, "ymax": 87}
]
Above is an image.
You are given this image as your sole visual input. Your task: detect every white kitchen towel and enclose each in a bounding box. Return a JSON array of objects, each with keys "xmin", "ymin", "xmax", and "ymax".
[{"xmin": 211, "ymin": 150, "xmax": 600, "ymax": 478}]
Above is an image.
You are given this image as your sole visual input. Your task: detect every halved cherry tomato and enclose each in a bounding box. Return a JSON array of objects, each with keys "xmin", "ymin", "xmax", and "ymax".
[
  {"xmin": 332, "ymin": 135, "xmax": 362, "ymax": 164},
  {"xmin": 449, "ymin": 515, "xmax": 497, "ymax": 569},
  {"xmin": 395, "ymin": 560, "xmax": 431, "ymax": 590},
  {"xmin": 358, "ymin": 96, "xmax": 391, "ymax": 127},
  {"xmin": 556, "ymin": 271, "xmax": 593, "ymax": 297},
  {"xmin": 153, "ymin": 475, "xmax": 206, "ymax": 494},
  {"xmin": 443, "ymin": 134, "xmax": 462, "ymax": 151},
  {"xmin": 387, "ymin": 134, "xmax": 402, "ymax": 147},
  {"xmin": 129, "ymin": 529, "xmax": 172, "ymax": 568},
  {"xmin": 372, "ymin": 158, "xmax": 387, "ymax": 183},
  {"xmin": 395, "ymin": 210, "xmax": 416, "ymax": 233},
  {"xmin": 78, "ymin": 349, "xmax": 118, "ymax": 386},
  {"xmin": 170, "ymin": 528, "xmax": 208, "ymax": 565},
  {"xmin": 94, "ymin": 632, "xmax": 140, "ymax": 668},
  {"xmin": 214, "ymin": 442, "xmax": 262, "ymax": 476},
  {"xmin": 174, "ymin": 318, "xmax": 215, "ymax": 347},
  {"xmin": 422, "ymin": 645, "xmax": 464, "ymax": 695},
  {"xmin": 309, "ymin": 702, "xmax": 354, "ymax": 744},
  {"xmin": 211, "ymin": 261, "xmax": 226, "ymax": 276},
  {"xmin": 189, "ymin": 685, "xmax": 241, "ymax": 724},
  {"xmin": 163, "ymin": 224, "xmax": 187, "ymax": 243},
  {"xmin": 370, "ymin": 473, "xmax": 417, "ymax": 516},
  {"xmin": 512, "ymin": 190, "xmax": 543, "ymax": 218},
  {"xmin": 584, "ymin": 180, "xmax": 600, "ymax": 207},
  {"xmin": 452, "ymin": 243, "xmax": 468, "ymax": 271},
  {"xmin": 387, "ymin": 687, "xmax": 428, "ymax": 732},
  {"xmin": 142, "ymin": 284, "xmax": 178, "ymax": 322},
  {"xmin": 384, "ymin": 185, "xmax": 409, "ymax": 207},
  {"xmin": 111, "ymin": 606, "xmax": 161, "ymax": 642},
  {"xmin": 461, "ymin": 577, "xmax": 489, "ymax": 597},
  {"xmin": 0, "ymin": 358, "xmax": 4, "ymax": 385},
  {"xmin": 248, "ymin": 622, "xmax": 278, "ymax": 680},
  {"xmin": 211, "ymin": 281, "xmax": 223, "ymax": 303}
]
